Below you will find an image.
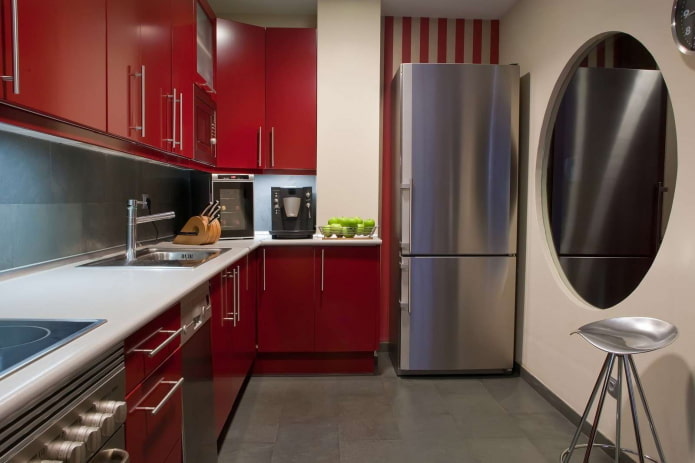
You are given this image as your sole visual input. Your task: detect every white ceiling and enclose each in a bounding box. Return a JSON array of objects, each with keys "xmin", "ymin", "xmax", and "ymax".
[{"xmin": 208, "ymin": 0, "xmax": 519, "ymax": 20}]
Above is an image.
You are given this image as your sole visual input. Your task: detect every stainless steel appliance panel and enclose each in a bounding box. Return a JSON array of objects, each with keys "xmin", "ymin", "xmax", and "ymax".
[
  {"xmin": 401, "ymin": 64, "xmax": 519, "ymax": 256},
  {"xmin": 551, "ymin": 68, "xmax": 665, "ymax": 256},
  {"xmin": 399, "ymin": 256, "xmax": 516, "ymax": 372},
  {"xmin": 559, "ymin": 256, "xmax": 654, "ymax": 309}
]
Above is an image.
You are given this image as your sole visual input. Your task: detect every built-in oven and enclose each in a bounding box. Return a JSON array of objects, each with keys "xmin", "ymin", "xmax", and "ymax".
[
  {"xmin": 0, "ymin": 345, "xmax": 128, "ymax": 463},
  {"xmin": 191, "ymin": 173, "xmax": 254, "ymax": 239}
]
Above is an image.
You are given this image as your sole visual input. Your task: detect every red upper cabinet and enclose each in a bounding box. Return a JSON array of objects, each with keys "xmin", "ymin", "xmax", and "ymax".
[
  {"xmin": 265, "ymin": 28, "xmax": 317, "ymax": 170},
  {"xmin": 216, "ymin": 19, "xmax": 266, "ymax": 169},
  {"xmin": 216, "ymin": 25, "xmax": 316, "ymax": 171},
  {"xmin": 2, "ymin": 0, "xmax": 107, "ymax": 130},
  {"xmin": 258, "ymin": 246, "xmax": 316, "ymax": 352},
  {"xmin": 170, "ymin": 0, "xmax": 198, "ymax": 159},
  {"xmin": 316, "ymin": 247, "xmax": 380, "ymax": 352}
]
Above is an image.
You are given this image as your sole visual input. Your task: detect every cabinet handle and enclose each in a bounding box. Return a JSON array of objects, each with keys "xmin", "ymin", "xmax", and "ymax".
[
  {"xmin": 95, "ymin": 449, "xmax": 130, "ymax": 463},
  {"xmin": 129, "ymin": 327, "xmax": 182, "ymax": 358},
  {"xmin": 233, "ymin": 268, "xmax": 238, "ymax": 327},
  {"xmin": 270, "ymin": 127, "xmax": 275, "ymax": 167},
  {"xmin": 246, "ymin": 254, "xmax": 249, "ymax": 291},
  {"xmin": 179, "ymin": 92, "xmax": 184, "ymax": 150},
  {"xmin": 263, "ymin": 249, "xmax": 266, "ymax": 291},
  {"xmin": 0, "ymin": 0, "xmax": 20, "ymax": 94},
  {"xmin": 141, "ymin": 65, "xmax": 146, "ymax": 137},
  {"xmin": 164, "ymin": 88, "xmax": 177, "ymax": 146},
  {"xmin": 321, "ymin": 249, "xmax": 325, "ymax": 292},
  {"xmin": 236, "ymin": 265, "xmax": 241, "ymax": 323},
  {"xmin": 257, "ymin": 127, "xmax": 262, "ymax": 167},
  {"xmin": 132, "ymin": 378, "xmax": 184, "ymax": 415}
]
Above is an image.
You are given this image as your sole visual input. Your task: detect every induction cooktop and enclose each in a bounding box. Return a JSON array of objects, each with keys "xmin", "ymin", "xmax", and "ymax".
[{"xmin": 0, "ymin": 319, "xmax": 106, "ymax": 380}]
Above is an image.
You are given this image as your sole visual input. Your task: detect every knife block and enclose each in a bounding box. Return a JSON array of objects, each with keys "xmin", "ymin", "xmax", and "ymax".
[{"xmin": 173, "ymin": 216, "xmax": 220, "ymax": 245}]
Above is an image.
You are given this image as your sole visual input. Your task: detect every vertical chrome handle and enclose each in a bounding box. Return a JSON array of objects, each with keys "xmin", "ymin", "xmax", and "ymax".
[
  {"xmin": 1, "ymin": 0, "xmax": 20, "ymax": 93},
  {"xmin": 164, "ymin": 89, "xmax": 178, "ymax": 146},
  {"xmin": 179, "ymin": 92, "xmax": 184, "ymax": 150},
  {"xmin": 257, "ymin": 127, "xmax": 262, "ymax": 167},
  {"xmin": 246, "ymin": 254, "xmax": 249, "ymax": 291},
  {"xmin": 236, "ymin": 265, "xmax": 241, "ymax": 323},
  {"xmin": 321, "ymin": 249, "xmax": 324, "ymax": 292},
  {"xmin": 232, "ymin": 268, "xmax": 237, "ymax": 327},
  {"xmin": 141, "ymin": 65, "xmax": 146, "ymax": 137},
  {"xmin": 400, "ymin": 182, "xmax": 413, "ymax": 254},
  {"xmin": 270, "ymin": 127, "xmax": 275, "ymax": 167},
  {"xmin": 263, "ymin": 249, "xmax": 266, "ymax": 291}
]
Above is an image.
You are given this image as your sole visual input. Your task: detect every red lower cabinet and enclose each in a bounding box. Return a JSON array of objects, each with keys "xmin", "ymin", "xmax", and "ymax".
[
  {"xmin": 316, "ymin": 246, "xmax": 380, "ymax": 352},
  {"xmin": 211, "ymin": 252, "xmax": 257, "ymax": 436},
  {"xmin": 257, "ymin": 247, "xmax": 316, "ymax": 352},
  {"xmin": 256, "ymin": 245, "xmax": 380, "ymax": 374},
  {"xmin": 125, "ymin": 348, "xmax": 183, "ymax": 463}
]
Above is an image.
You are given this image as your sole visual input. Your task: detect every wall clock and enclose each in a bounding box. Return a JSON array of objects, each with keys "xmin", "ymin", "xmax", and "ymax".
[{"xmin": 672, "ymin": 0, "xmax": 695, "ymax": 54}]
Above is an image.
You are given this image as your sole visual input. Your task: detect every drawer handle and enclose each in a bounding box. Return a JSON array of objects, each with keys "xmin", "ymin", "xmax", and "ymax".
[
  {"xmin": 132, "ymin": 378, "xmax": 184, "ymax": 415},
  {"xmin": 130, "ymin": 327, "xmax": 182, "ymax": 358}
]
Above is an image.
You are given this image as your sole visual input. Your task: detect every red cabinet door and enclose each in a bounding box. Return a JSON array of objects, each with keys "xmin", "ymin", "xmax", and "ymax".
[
  {"xmin": 236, "ymin": 252, "xmax": 257, "ymax": 369},
  {"xmin": 2, "ymin": 0, "xmax": 106, "ymax": 130},
  {"xmin": 315, "ymin": 247, "xmax": 380, "ymax": 352},
  {"xmin": 126, "ymin": 348, "xmax": 183, "ymax": 463},
  {"xmin": 171, "ymin": 0, "xmax": 196, "ymax": 158},
  {"xmin": 210, "ymin": 269, "xmax": 236, "ymax": 435},
  {"xmin": 265, "ymin": 28, "xmax": 317, "ymax": 170},
  {"xmin": 258, "ymin": 246, "xmax": 316, "ymax": 352},
  {"xmin": 106, "ymin": 0, "xmax": 141, "ymax": 139},
  {"xmin": 216, "ymin": 19, "xmax": 266, "ymax": 169},
  {"xmin": 140, "ymin": 0, "xmax": 173, "ymax": 150},
  {"xmin": 194, "ymin": 85, "xmax": 216, "ymax": 164}
]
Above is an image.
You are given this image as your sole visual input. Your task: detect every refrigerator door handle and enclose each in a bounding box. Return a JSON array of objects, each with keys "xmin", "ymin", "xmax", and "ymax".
[
  {"xmin": 400, "ymin": 256, "xmax": 411, "ymax": 314},
  {"xmin": 400, "ymin": 183, "xmax": 412, "ymax": 254}
]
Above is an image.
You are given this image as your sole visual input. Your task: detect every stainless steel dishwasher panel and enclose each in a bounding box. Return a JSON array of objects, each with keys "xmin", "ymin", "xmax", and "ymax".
[{"xmin": 180, "ymin": 284, "xmax": 216, "ymax": 463}]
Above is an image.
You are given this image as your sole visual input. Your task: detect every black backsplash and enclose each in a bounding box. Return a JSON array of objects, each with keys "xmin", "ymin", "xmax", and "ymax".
[{"xmin": 0, "ymin": 130, "xmax": 192, "ymax": 272}]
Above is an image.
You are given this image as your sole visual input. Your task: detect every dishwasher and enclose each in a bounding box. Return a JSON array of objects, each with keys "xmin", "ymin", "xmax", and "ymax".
[{"xmin": 180, "ymin": 283, "xmax": 217, "ymax": 463}]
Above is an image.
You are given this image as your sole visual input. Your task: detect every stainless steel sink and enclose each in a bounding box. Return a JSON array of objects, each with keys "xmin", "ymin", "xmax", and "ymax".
[{"xmin": 81, "ymin": 247, "xmax": 229, "ymax": 268}]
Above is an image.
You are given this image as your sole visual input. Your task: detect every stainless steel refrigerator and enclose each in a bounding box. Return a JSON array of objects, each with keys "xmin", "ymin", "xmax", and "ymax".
[{"xmin": 390, "ymin": 63, "xmax": 519, "ymax": 375}]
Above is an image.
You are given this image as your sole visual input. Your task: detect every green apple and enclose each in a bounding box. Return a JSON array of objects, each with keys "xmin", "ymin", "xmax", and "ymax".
[
  {"xmin": 330, "ymin": 223, "xmax": 343, "ymax": 236},
  {"xmin": 343, "ymin": 226, "xmax": 355, "ymax": 238},
  {"xmin": 363, "ymin": 218, "xmax": 375, "ymax": 234},
  {"xmin": 356, "ymin": 223, "xmax": 365, "ymax": 235},
  {"xmin": 354, "ymin": 216, "xmax": 364, "ymax": 224},
  {"xmin": 328, "ymin": 217, "xmax": 340, "ymax": 225}
]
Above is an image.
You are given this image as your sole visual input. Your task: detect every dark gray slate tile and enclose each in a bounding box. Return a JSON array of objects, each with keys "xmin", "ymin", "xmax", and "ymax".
[
  {"xmin": 396, "ymin": 412, "xmax": 463, "ymax": 442},
  {"xmin": 50, "ymin": 143, "xmax": 106, "ymax": 203},
  {"xmin": 483, "ymin": 377, "xmax": 559, "ymax": 414},
  {"xmin": 0, "ymin": 131, "xmax": 52, "ymax": 204},
  {"xmin": 402, "ymin": 440, "xmax": 481, "ymax": 463},
  {"xmin": 464, "ymin": 437, "xmax": 549, "ymax": 463},
  {"xmin": 12, "ymin": 204, "xmax": 83, "ymax": 267},
  {"xmin": 218, "ymin": 442, "xmax": 274, "ymax": 463},
  {"xmin": 339, "ymin": 440, "xmax": 410, "ymax": 463},
  {"xmin": 339, "ymin": 414, "xmax": 400, "ymax": 441},
  {"xmin": 0, "ymin": 204, "xmax": 15, "ymax": 270},
  {"xmin": 512, "ymin": 410, "xmax": 577, "ymax": 441},
  {"xmin": 272, "ymin": 422, "xmax": 339, "ymax": 463}
]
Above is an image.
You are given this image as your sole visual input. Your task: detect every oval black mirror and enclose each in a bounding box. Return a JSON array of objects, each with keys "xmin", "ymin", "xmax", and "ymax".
[{"xmin": 545, "ymin": 33, "xmax": 677, "ymax": 308}]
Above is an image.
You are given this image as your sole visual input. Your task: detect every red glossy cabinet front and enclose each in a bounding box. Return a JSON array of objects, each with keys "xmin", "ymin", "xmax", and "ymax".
[
  {"xmin": 258, "ymin": 247, "xmax": 316, "ymax": 352},
  {"xmin": 216, "ymin": 19, "xmax": 266, "ymax": 169},
  {"xmin": 126, "ymin": 348, "xmax": 183, "ymax": 463},
  {"xmin": 171, "ymin": 0, "xmax": 197, "ymax": 158},
  {"xmin": 2, "ymin": 0, "xmax": 106, "ymax": 130},
  {"xmin": 265, "ymin": 28, "xmax": 317, "ymax": 170},
  {"xmin": 210, "ymin": 252, "xmax": 257, "ymax": 436},
  {"xmin": 316, "ymin": 247, "xmax": 380, "ymax": 352}
]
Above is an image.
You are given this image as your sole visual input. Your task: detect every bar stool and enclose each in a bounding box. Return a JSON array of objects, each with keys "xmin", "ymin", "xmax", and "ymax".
[{"xmin": 561, "ymin": 317, "xmax": 678, "ymax": 463}]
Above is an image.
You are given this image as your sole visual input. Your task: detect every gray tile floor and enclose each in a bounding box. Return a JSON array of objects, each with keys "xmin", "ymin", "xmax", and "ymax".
[{"xmin": 219, "ymin": 354, "xmax": 613, "ymax": 463}]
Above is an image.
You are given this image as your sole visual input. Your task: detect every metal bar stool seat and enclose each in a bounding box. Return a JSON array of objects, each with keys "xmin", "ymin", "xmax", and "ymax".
[{"xmin": 561, "ymin": 317, "xmax": 678, "ymax": 463}]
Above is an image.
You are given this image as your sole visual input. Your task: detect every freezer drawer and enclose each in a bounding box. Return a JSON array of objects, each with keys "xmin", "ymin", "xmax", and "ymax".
[{"xmin": 398, "ymin": 256, "xmax": 516, "ymax": 373}]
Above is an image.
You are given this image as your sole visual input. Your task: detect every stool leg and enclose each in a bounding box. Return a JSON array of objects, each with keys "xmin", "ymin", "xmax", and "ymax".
[
  {"xmin": 583, "ymin": 354, "xmax": 617, "ymax": 463},
  {"xmin": 628, "ymin": 356, "xmax": 667, "ymax": 463},
  {"xmin": 615, "ymin": 358, "xmax": 622, "ymax": 463},
  {"xmin": 563, "ymin": 354, "xmax": 613, "ymax": 463},
  {"xmin": 623, "ymin": 355, "xmax": 646, "ymax": 463}
]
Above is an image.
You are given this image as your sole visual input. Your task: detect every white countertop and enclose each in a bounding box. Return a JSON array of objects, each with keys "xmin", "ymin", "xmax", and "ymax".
[{"xmin": 0, "ymin": 234, "xmax": 380, "ymax": 422}]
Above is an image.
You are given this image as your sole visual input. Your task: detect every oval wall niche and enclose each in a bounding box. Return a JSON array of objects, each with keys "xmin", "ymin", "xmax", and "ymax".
[{"xmin": 544, "ymin": 33, "xmax": 677, "ymax": 309}]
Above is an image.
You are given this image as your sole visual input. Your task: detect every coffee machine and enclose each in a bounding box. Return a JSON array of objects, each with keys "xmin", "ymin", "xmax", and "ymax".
[{"xmin": 270, "ymin": 186, "xmax": 315, "ymax": 239}]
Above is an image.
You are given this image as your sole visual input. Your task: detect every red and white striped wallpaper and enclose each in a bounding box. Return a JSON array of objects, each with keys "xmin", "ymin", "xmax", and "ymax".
[{"xmin": 378, "ymin": 17, "xmax": 501, "ymax": 341}]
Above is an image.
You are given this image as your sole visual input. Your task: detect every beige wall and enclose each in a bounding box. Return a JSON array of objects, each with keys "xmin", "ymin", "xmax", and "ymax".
[
  {"xmin": 502, "ymin": 0, "xmax": 695, "ymax": 460},
  {"xmin": 316, "ymin": 0, "xmax": 381, "ymax": 225}
]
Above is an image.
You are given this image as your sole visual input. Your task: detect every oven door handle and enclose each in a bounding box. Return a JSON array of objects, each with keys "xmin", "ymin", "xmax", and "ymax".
[{"xmin": 94, "ymin": 448, "xmax": 131, "ymax": 463}]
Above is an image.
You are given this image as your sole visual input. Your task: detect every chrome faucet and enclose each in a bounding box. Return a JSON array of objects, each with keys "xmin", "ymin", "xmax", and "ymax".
[{"xmin": 126, "ymin": 199, "xmax": 175, "ymax": 263}]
